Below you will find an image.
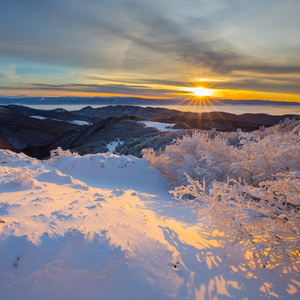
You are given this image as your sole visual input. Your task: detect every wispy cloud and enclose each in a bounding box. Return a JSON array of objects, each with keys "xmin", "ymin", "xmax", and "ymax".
[
  {"xmin": 0, "ymin": 0, "xmax": 299, "ymax": 98},
  {"xmin": 0, "ymin": 82, "xmax": 189, "ymax": 97}
]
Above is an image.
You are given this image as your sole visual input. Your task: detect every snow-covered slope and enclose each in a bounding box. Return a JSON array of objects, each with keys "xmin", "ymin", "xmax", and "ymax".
[{"xmin": 0, "ymin": 150, "xmax": 298, "ymax": 299}]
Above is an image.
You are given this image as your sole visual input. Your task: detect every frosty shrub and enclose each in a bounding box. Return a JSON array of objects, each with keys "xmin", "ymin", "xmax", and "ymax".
[
  {"xmin": 48, "ymin": 147, "xmax": 77, "ymax": 163},
  {"xmin": 143, "ymin": 123, "xmax": 300, "ymax": 265},
  {"xmin": 171, "ymin": 172, "xmax": 300, "ymax": 267},
  {"xmin": 142, "ymin": 131, "xmax": 234, "ymax": 187},
  {"xmin": 232, "ymin": 130, "xmax": 300, "ymax": 185},
  {"xmin": 13, "ymin": 169, "xmax": 33, "ymax": 185},
  {"xmin": 50, "ymin": 147, "xmax": 75, "ymax": 158},
  {"xmin": 143, "ymin": 127, "xmax": 300, "ymax": 187}
]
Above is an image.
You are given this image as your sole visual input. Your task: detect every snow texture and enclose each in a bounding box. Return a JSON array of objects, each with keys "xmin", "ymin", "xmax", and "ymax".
[{"xmin": 0, "ymin": 149, "xmax": 299, "ymax": 299}]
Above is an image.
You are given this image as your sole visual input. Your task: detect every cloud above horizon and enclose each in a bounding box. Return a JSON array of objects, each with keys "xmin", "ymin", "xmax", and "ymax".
[{"xmin": 0, "ymin": 0, "xmax": 300, "ymax": 99}]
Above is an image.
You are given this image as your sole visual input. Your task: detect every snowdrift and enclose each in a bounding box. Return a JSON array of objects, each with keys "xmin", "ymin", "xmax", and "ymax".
[{"xmin": 0, "ymin": 149, "xmax": 299, "ymax": 299}]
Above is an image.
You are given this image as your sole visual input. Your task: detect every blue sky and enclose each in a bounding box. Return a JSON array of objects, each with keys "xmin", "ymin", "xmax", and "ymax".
[{"xmin": 0, "ymin": 0, "xmax": 300, "ymax": 101}]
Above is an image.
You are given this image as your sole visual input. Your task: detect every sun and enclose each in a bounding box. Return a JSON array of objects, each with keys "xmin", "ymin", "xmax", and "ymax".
[{"xmin": 191, "ymin": 87, "xmax": 215, "ymax": 97}]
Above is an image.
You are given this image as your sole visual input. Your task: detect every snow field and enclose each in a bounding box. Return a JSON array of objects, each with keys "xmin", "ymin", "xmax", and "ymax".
[
  {"xmin": 0, "ymin": 149, "xmax": 299, "ymax": 299},
  {"xmin": 138, "ymin": 121, "xmax": 181, "ymax": 132},
  {"xmin": 106, "ymin": 139, "xmax": 124, "ymax": 154}
]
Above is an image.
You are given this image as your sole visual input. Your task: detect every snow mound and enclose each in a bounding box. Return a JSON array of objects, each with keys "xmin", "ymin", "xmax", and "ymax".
[
  {"xmin": 0, "ymin": 150, "xmax": 298, "ymax": 299},
  {"xmin": 47, "ymin": 149, "xmax": 167, "ymax": 193}
]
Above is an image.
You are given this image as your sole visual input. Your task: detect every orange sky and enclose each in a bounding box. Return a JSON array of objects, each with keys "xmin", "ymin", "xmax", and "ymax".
[{"xmin": 1, "ymin": 1, "xmax": 300, "ymax": 103}]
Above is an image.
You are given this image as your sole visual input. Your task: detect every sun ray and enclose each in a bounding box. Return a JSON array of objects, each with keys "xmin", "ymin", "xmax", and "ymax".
[
  {"xmin": 188, "ymin": 87, "xmax": 215, "ymax": 97},
  {"xmin": 173, "ymin": 80, "xmax": 234, "ymax": 130}
]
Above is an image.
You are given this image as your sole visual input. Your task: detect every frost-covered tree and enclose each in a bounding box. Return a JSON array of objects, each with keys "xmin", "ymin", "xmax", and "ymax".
[
  {"xmin": 143, "ymin": 121, "xmax": 300, "ymax": 266},
  {"xmin": 232, "ymin": 130, "xmax": 300, "ymax": 185},
  {"xmin": 171, "ymin": 173, "xmax": 300, "ymax": 267},
  {"xmin": 142, "ymin": 131, "xmax": 234, "ymax": 187},
  {"xmin": 143, "ymin": 126, "xmax": 300, "ymax": 187}
]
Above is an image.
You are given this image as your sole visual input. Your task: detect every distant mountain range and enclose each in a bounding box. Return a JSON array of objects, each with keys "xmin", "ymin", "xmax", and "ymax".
[
  {"xmin": 0, "ymin": 96, "xmax": 300, "ymax": 106},
  {"xmin": 1, "ymin": 104, "xmax": 300, "ymax": 159}
]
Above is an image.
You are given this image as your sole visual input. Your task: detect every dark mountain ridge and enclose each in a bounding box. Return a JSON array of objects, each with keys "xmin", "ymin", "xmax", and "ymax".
[
  {"xmin": 1, "ymin": 104, "xmax": 100, "ymax": 123},
  {"xmin": 0, "ymin": 107, "xmax": 78, "ymax": 149},
  {"xmin": 72, "ymin": 105, "xmax": 300, "ymax": 130},
  {"xmin": 1, "ymin": 104, "xmax": 299, "ymax": 159}
]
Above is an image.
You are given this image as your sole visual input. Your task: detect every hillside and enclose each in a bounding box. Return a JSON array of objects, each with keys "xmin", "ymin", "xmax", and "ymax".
[
  {"xmin": 73, "ymin": 105, "xmax": 300, "ymax": 130},
  {"xmin": 1, "ymin": 105, "xmax": 300, "ymax": 160},
  {"xmin": 2, "ymin": 104, "xmax": 100, "ymax": 124},
  {"xmin": 0, "ymin": 139, "xmax": 20, "ymax": 153},
  {"xmin": 0, "ymin": 149, "xmax": 298, "ymax": 299},
  {"xmin": 0, "ymin": 107, "xmax": 78, "ymax": 149}
]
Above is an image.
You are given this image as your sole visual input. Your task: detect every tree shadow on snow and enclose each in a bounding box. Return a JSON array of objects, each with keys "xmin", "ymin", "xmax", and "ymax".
[{"xmin": 159, "ymin": 226, "xmax": 299, "ymax": 299}]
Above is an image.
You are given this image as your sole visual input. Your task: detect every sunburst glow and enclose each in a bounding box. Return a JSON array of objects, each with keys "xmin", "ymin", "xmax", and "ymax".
[{"xmin": 191, "ymin": 87, "xmax": 215, "ymax": 97}]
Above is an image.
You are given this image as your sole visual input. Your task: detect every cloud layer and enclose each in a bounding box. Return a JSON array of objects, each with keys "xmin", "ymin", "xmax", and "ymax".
[{"xmin": 0, "ymin": 0, "xmax": 300, "ymax": 98}]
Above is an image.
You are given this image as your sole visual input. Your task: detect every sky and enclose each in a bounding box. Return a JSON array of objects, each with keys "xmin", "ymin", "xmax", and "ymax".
[{"xmin": 0, "ymin": 0, "xmax": 300, "ymax": 102}]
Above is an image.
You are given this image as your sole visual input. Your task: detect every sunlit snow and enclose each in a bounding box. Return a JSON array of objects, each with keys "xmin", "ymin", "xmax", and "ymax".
[{"xmin": 0, "ymin": 149, "xmax": 298, "ymax": 300}]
